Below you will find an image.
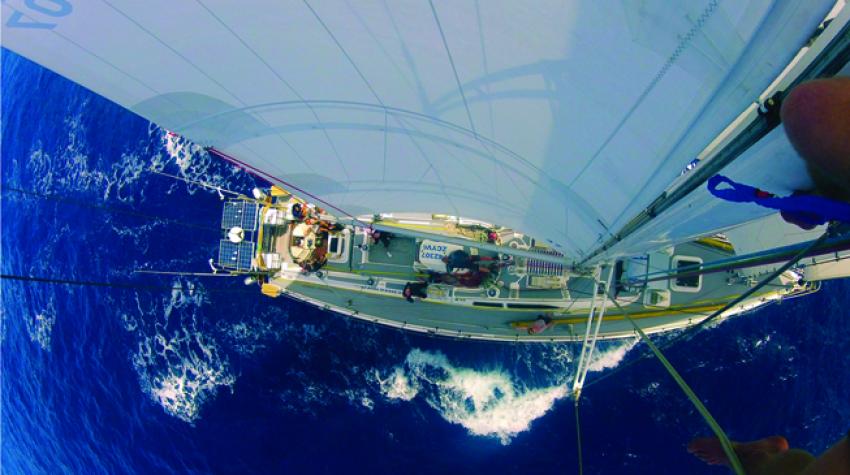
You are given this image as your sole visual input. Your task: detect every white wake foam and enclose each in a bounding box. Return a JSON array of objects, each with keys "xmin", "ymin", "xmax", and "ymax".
[
  {"xmin": 586, "ymin": 338, "xmax": 639, "ymax": 372},
  {"xmin": 217, "ymin": 314, "xmax": 284, "ymax": 356},
  {"xmin": 377, "ymin": 349, "xmax": 568, "ymax": 444}
]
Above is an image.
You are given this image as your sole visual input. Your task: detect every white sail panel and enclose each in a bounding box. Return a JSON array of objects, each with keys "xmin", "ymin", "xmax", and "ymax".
[{"xmin": 1, "ymin": 0, "xmax": 834, "ymax": 259}]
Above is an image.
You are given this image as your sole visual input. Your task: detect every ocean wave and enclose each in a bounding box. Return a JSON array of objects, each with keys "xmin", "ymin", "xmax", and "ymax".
[
  {"xmin": 128, "ymin": 280, "xmax": 236, "ymax": 423},
  {"xmin": 25, "ymin": 302, "xmax": 56, "ymax": 351},
  {"xmin": 132, "ymin": 329, "xmax": 235, "ymax": 423},
  {"xmin": 376, "ymin": 349, "xmax": 568, "ymax": 445},
  {"xmin": 216, "ymin": 314, "xmax": 285, "ymax": 357},
  {"xmin": 586, "ymin": 339, "xmax": 639, "ymax": 372},
  {"xmin": 152, "ymin": 130, "xmax": 247, "ymax": 196},
  {"xmin": 25, "ymin": 115, "xmax": 148, "ymax": 202}
]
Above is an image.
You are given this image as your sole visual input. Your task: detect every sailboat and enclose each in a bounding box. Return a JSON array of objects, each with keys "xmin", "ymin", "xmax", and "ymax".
[{"xmin": 3, "ymin": 0, "xmax": 848, "ymax": 346}]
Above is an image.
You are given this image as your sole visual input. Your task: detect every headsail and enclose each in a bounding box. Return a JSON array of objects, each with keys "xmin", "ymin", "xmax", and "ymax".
[{"xmin": 1, "ymin": 0, "xmax": 836, "ymax": 259}]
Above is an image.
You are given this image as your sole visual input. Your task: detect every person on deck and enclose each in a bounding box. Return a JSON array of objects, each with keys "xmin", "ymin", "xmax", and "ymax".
[
  {"xmin": 689, "ymin": 76, "xmax": 850, "ymax": 475},
  {"xmin": 366, "ymin": 228, "xmax": 393, "ymax": 257},
  {"xmin": 441, "ymin": 249, "xmax": 498, "ymax": 273},
  {"xmin": 291, "ymin": 203, "xmax": 306, "ymax": 221},
  {"xmin": 527, "ymin": 315, "xmax": 554, "ymax": 335},
  {"xmin": 402, "ymin": 281, "xmax": 428, "ymax": 303},
  {"xmin": 456, "ymin": 271, "xmax": 484, "ymax": 288}
]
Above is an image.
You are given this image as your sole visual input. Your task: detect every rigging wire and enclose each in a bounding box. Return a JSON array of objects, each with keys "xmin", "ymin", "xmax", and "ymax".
[
  {"xmin": 634, "ymin": 234, "xmax": 850, "ymax": 286},
  {"xmin": 132, "ymin": 270, "xmax": 235, "ymax": 277}
]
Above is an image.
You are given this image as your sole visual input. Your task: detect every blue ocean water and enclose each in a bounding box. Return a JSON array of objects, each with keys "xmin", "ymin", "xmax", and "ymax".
[{"xmin": 2, "ymin": 49, "xmax": 849, "ymax": 474}]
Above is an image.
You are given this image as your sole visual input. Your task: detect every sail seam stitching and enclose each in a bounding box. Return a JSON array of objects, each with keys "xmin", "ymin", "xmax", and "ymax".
[{"xmin": 566, "ymin": 0, "xmax": 721, "ymax": 188}]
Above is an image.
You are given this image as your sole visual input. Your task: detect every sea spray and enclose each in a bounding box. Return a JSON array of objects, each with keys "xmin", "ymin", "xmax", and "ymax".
[
  {"xmin": 376, "ymin": 341, "xmax": 640, "ymax": 444},
  {"xmin": 25, "ymin": 304, "xmax": 56, "ymax": 352},
  {"xmin": 378, "ymin": 349, "xmax": 567, "ymax": 444}
]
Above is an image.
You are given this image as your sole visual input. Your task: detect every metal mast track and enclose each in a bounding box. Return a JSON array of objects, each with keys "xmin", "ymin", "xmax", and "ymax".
[
  {"xmin": 572, "ymin": 264, "xmax": 614, "ymax": 475},
  {"xmin": 580, "ymin": 19, "xmax": 850, "ymax": 266}
]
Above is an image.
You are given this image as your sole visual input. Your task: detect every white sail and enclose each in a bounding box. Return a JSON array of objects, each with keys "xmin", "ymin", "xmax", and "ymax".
[{"xmin": 1, "ymin": 0, "xmax": 836, "ymax": 259}]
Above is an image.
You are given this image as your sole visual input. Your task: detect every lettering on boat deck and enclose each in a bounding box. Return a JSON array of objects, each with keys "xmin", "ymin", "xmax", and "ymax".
[{"xmin": 419, "ymin": 243, "xmax": 448, "ymax": 260}]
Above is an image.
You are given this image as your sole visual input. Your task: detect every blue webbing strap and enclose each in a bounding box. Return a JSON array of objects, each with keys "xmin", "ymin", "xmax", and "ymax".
[{"xmin": 708, "ymin": 175, "xmax": 850, "ymax": 225}]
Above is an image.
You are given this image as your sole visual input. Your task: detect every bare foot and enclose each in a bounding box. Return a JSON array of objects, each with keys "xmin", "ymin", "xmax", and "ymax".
[{"xmin": 688, "ymin": 436, "xmax": 789, "ymax": 466}]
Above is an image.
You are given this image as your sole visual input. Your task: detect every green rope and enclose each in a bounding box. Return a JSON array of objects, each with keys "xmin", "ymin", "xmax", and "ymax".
[{"xmin": 607, "ymin": 291, "xmax": 746, "ymax": 475}]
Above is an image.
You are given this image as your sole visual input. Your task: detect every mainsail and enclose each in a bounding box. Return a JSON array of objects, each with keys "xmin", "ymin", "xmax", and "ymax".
[{"xmin": 1, "ymin": 0, "xmax": 839, "ymax": 260}]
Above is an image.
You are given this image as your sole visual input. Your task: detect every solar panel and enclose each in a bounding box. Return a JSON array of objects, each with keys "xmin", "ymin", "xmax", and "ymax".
[
  {"xmin": 237, "ymin": 241, "xmax": 255, "ymax": 270},
  {"xmin": 217, "ymin": 240, "xmax": 256, "ymax": 270},
  {"xmin": 221, "ymin": 201, "xmax": 259, "ymax": 230},
  {"xmin": 242, "ymin": 203, "xmax": 259, "ymax": 231},
  {"xmin": 218, "ymin": 240, "xmax": 239, "ymax": 268},
  {"xmin": 222, "ymin": 201, "xmax": 243, "ymax": 229}
]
